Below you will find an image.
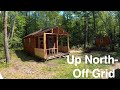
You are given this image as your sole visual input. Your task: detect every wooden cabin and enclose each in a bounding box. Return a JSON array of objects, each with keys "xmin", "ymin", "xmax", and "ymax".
[
  {"xmin": 23, "ymin": 26, "xmax": 70, "ymax": 60},
  {"xmin": 95, "ymin": 36, "xmax": 111, "ymax": 47}
]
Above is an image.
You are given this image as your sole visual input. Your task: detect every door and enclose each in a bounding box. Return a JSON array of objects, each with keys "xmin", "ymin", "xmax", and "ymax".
[{"xmin": 48, "ymin": 36, "xmax": 54, "ymax": 48}]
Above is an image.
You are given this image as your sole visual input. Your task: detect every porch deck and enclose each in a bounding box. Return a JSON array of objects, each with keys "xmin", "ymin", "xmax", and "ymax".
[{"xmin": 47, "ymin": 52, "xmax": 69, "ymax": 60}]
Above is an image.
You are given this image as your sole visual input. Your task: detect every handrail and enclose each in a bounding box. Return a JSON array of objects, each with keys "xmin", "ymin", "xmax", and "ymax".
[
  {"xmin": 46, "ymin": 48, "xmax": 57, "ymax": 50},
  {"xmin": 46, "ymin": 48, "xmax": 57, "ymax": 55}
]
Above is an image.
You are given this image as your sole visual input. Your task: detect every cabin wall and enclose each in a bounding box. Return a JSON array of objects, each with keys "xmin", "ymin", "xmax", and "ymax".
[
  {"xmin": 34, "ymin": 48, "xmax": 45, "ymax": 58},
  {"xmin": 103, "ymin": 37, "xmax": 111, "ymax": 46},
  {"xmin": 35, "ymin": 36, "xmax": 38, "ymax": 48},
  {"xmin": 58, "ymin": 46, "xmax": 69, "ymax": 53},
  {"xmin": 23, "ymin": 35, "xmax": 35, "ymax": 54},
  {"xmin": 95, "ymin": 37, "xmax": 111, "ymax": 47}
]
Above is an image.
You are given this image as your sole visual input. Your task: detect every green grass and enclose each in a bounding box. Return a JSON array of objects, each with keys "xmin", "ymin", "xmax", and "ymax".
[
  {"xmin": 0, "ymin": 49, "xmax": 118, "ymax": 79},
  {"xmin": 0, "ymin": 61, "xmax": 11, "ymax": 69},
  {"xmin": 0, "ymin": 49, "xmax": 5, "ymax": 60},
  {"xmin": 49, "ymin": 58, "xmax": 111, "ymax": 79},
  {"xmin": 0, "ymin": 63, "xmax": 6, "ymax": 69}
]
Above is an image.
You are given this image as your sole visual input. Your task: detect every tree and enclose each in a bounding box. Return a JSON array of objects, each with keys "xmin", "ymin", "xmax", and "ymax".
[
  {"xmin": 117, "ymin": 11, "xmax": 120, "ymax": 47},
  {"xmin": 4, "ymin": 11, "xmax": 10, "ymax": 63},
  {"xmin": 84, "ymin": 11, "xmax": 89, "ymax": 49},
  {"xmin": 8, "ymin": 11, "xmax": 17, "ymax": 48},
  {"xmin": 92, "ymin": 11, "xmax": 96, "ymax": 40}
]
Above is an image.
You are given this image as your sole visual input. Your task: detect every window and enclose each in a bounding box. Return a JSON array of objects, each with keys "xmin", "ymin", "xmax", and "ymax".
[
  {"xmin": 40, "ymin": 37, "xmax": 43, "ymax": 45},
  {"xmin": 48, "ymin": 37, "xmax": 54, "ymax": 48}
]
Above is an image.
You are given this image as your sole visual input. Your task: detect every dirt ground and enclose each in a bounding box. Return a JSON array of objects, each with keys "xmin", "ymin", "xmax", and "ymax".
[{"xmin": 0, "ymin": 52, "xmax": 58, "ymax": 79}]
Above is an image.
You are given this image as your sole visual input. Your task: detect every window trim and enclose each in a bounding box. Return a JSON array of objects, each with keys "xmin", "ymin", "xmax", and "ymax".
[{"xmin": 40, "ymin": 37, "xmax": 43, "ymax": 45}]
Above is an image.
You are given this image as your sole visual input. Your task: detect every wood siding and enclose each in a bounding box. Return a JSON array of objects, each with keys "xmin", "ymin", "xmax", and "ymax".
[
  {"xmin": 95, "ymin": 37, "xmax": 111, "ymax": 47},
  {"xmin": 23, "ymin": 35, "xmax": 35, "ymax": 54},
  {"xmin": 58, "ymin": 46, "xmax": 69, "ymax": 53},
  {"xmin": 34, "ymin": 48, "xmax": 44, "ymax": 58}
]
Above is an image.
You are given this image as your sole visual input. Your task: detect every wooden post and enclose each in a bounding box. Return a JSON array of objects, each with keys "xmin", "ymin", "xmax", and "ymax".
[
  {"xmin": 44, "ymin": 33, "xmax": 47, "ymax": 59},
  {"xmin": 67, "ymin": 35, "xmax": 69, "ymax": 52},
  {"xmin": 61, "ymin": 36, "xmax": 63, "ymax": 47},
  {"xmin": 49, "ymin": 49, "xmax": 50, "ymax": 55},
  {"xmin": 52, "ymin": 29, "xmax": 53, "ymax": 33},
  {"xmin": 57, "ymin": 34, "xmax": 58, "ymax": 54},
  {"xmin": 34, "ymin": 36, "xmax": 36, "ymax": 48},
  {"xmin": 38, "ymin": 36, "xmax": 40, "ymax": 48},
  {"xmin": 58, "ymin": 28, "xmax": 59, "ymax": 34}
]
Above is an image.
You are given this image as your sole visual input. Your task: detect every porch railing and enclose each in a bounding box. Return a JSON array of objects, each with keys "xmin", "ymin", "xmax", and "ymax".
[{"xmin": 46, "ymin": 48, "xmax": 58, "ymax": 55}]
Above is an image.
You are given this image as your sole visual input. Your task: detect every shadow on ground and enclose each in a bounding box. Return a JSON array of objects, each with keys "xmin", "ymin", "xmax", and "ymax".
[
  {"xmin": 15, "ymin": 50, "xmax": 45, "ymax": 62},
  {"xmin": 109, "ymin": 69, "xmax": 120, "ymax": 79}
]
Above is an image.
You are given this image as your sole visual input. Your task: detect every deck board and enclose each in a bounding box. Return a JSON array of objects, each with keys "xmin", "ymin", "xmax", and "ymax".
[{"xmin": 47, "ymin": 52, "xmax": 69, "ymax": 60}]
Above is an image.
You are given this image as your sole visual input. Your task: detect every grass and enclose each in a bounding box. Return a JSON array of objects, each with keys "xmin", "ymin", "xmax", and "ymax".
[
  {"xmin": 1, "ymin": 48, "xmax": 120, "ymax": 79},
  {"xmin": 0, "ymin": 48, "xmax": 5, "ymax": 60},
  {"xmin": 51, "ymin": 58, "xmax": 111, "ymax": 79},
  {"xmin": 0, "ymin": 62, "xmax": 6, "ymax": 69}
]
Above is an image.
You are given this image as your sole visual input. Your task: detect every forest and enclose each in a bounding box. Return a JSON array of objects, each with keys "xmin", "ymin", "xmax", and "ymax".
[{"xmin": 0, "ymin": 11, "xmax": 120, "ymax": 79}]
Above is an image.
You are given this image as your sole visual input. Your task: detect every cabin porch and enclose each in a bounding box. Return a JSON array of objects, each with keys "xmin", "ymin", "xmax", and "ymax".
[{"xmin": 34, "ymin": 33, "xmax": 69, "ymax": 60}]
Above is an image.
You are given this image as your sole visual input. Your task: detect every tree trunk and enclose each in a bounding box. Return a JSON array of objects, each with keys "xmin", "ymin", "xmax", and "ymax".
[
  {"xmin": 119, "ymin": 25, "xmax": 120, "ymax": 47},
  {"xmin": 44, "ymin": 11, "xmax": 47, "ymax": 28},
  {"xmin": 11, "ymin": 16, "xmax": 16, "ymax": 41},
  {"xmin": 92, "ymin": 11, "xmax": 97, "ymax": 46},
  {"xmin": 98, "ymin": 12, "xmax": 107, "ymax": 31},
  {"xmin": 10, "ymin": 16, "xmax": 16, "ymax": 48},
  {"xmin": 8, "ymin": 16, "xmax": 12, "ymax": 39},
  {"xmin": 119, "ymin": 19, "xmax": 120, "ymax": 47},
  {"xmin": 34, "ymin": 11, "xmax": 37, "ymax": 31},
  {"xmin": 110, "ymin": 32, "xmax": 114, "ymax": 51},
  {"xmin": 66, "ymin": 12, "xmax": 69, "ymax": 32},
  {"xmin": 113, "ymin": 26, "xmax": 116, "ymax": 50},
  {"xmin": 92, "ymin": 11, "xmax": 96, "ymax": 41},
  {"xmin": 84, "ymin": 12, "xmax": 88, "ymax": 49},
  {"xmin": 4, "ymin": 11, "xmax": 10, "ymax": 63},
  {"xmin": 25, "ymin": 11, "xmax": 29, "ymax": 36},
  {"xmin": 118, "ymin": 11, "xmax": 120, "ymax": 47},
  {"xmin": 93, "ymin": 11, "xmax": 96, "ymax": 32}
]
